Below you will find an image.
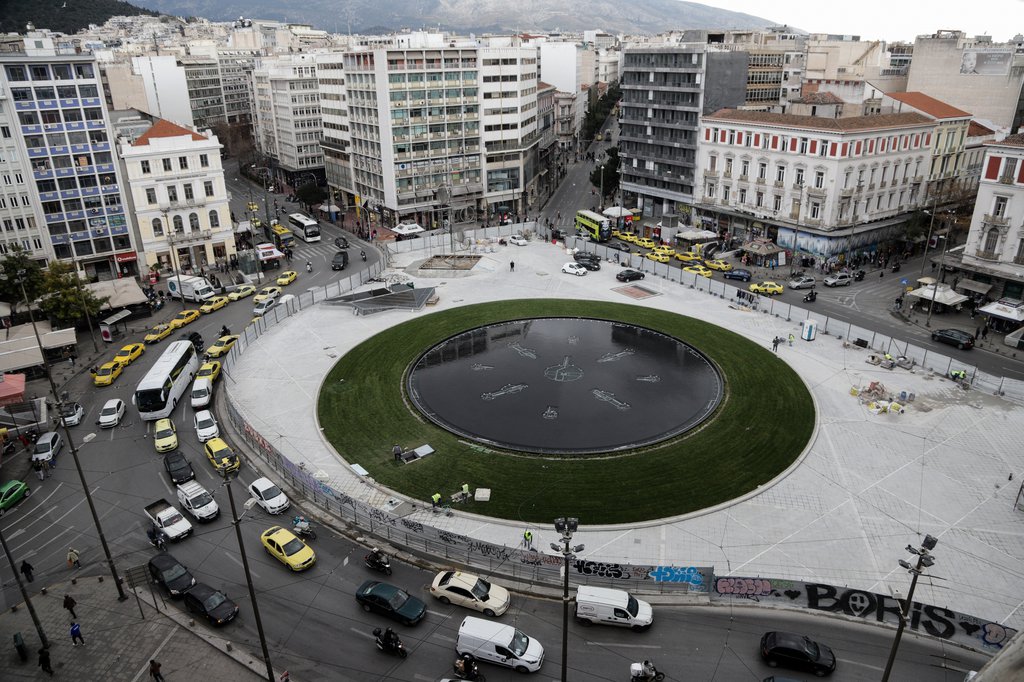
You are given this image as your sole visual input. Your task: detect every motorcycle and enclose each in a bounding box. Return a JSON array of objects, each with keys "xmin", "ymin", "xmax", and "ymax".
[
  {"xmin": 630, "ymin": 660, "xmax": 665, "ymax": 682},
  {"xmin": 292, "ymin": 516, "xmax": 317, "ymax": 540},
  {"xmin": 147, "ymin": 527, "xmax": 168, "ymax": 552},
  {"xmin": 364, "ymin": 549, "xmax": 392, "ymax": 575},
  {"xmin": 453, "ymin": 656, "xmax": 485, "ymax": 680},
  {"xmin": 803, "ymin": 290, "xmax": 817, "ymax": 303},
  {"xmin": 360, "ymin": 250, "xmax": 367, "ymax": 262},
  {"xmin": 891, "ymin": 262, "xmax": 901, "ymax": 272},
  {"xmin": 372, "ymin": 627, "xmax": 407, "ymax": 658},
  {"xmin": 305, "ymin": 261, "xmax": 313, "ymax": 273},
  {"xmin": 220, "ymin": 326, "xmax": 231, "ymax": 338},
  {"xmin": 2, "ymin": 440, "xmax": 17, "ymax": 457},
  {"xmin": 853, "ymin": 270, "xmax": 866, "ymax": 281}
]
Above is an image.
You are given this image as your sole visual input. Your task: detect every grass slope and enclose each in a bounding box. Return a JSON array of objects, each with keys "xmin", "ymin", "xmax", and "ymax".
[{"xmin": 318, "ymin": 300, "xmax": 813, "ymax": 524}]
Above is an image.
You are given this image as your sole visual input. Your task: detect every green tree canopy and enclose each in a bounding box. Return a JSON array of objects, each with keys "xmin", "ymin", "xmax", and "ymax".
[
  {"xmin": 0, "ymin": 247, "xmax": 46, "ymax": 312},
  {"xmin": 37, "ymin": 261, "xmax": 107, "ymax": 327},
  {"xmin": 296, "ymin": 182, "xmax": 328, "ymax": 210},
  {"xmin": 589, "ymin": 147, "xmax": 621, "ymax": 203}
]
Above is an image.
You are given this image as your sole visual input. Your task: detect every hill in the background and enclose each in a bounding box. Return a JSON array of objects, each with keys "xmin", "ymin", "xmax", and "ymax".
[{"xmin": 2, "ymin": 0, "xmax": 159, "ymax": 36}]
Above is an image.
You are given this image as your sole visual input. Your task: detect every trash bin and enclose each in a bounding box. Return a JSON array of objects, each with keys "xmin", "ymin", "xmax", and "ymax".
[
  {"xmin": 800, "ymin": 319, "xmax": 817, "ymax": 341},
  {"xmin": 13, "ymin": 632, "xmax": 27, "ymax": 661}
]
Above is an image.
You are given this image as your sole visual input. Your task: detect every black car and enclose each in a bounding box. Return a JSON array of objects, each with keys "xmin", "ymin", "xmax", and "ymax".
[
  {"xmin": 331, "ymin": 250, "xmax": 349, "ymax": 271},
  {"xmin": 148, "ymin": 553, "xmax": 196, "ymax": 597},
  {"xmin": 182, "ymin": 583, "xmax": 239, "ymax": 626},
  {"xmin": 334, "ymin": 236, "xmax": 349, "ymax": 249},
  {"xmin": 931, "ymin": 328, "xmax": 974, "ymax": 350},
  {"xmin": 163, "ymin": 451, "xmax": 195, "ymax": 484},
  {"xmin": 723, "ymin": 268, "xmax": 752, "ymax": 282},
  {"xmin": 760, "ymin": 631, "xmax": 836, "ymax": 677},
  {"xmin": 180, "ymin": 331, "xmax": 203, "ymax": 353},
  {"xmin": 607, "ymin": 242, "xmax": 631, "ymax": 253},
  {"xmin": 616, "ymin": 269, "xmax": 645, "ymax": 282},
  {"xmin": 574, "ymin": 257, "xmax": 601, "ymax": 271},
  {"xmin": 355, "ymin": 579, "xmax": 427, "ymax": 626}
]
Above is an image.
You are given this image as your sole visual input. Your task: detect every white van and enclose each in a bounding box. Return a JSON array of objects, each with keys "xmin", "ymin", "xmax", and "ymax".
[
  {"xmin": 575, "ymin": 586, "xmax": 653, "ymax": 630},
  {"xmin": 190, "ymin": 377, "xmax": 212, "ymax": 409},
  {"xmin": 456, "ymin": 616, "xmax": 544, "ymax": 673}
]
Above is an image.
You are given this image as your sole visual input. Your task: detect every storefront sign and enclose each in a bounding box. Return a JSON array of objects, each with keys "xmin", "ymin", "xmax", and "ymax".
[{"xmin": 114, "ymin": 251, "xmax": 137, "ymax": 263}]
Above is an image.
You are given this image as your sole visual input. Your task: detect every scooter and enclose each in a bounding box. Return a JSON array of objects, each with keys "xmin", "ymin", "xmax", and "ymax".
[
  {"xmin": 452, "ymin": 656, "xmax": 485, "ymax": 680},
  {"xmin": 803, "ymin": 290, "xmax": 817, "ymax": 303},
  {"xmin": 630, "ymin": 660, "xmax": 665, "ymax": 682},
  {"xmin": 305, "ymin": 261, "xmax": 313, "ymax": 273},
  {"xmin": 891, "ymin": 262, "xmax": 901, "ymax": 272},
  {"xmin": 360, "ymin": 250, "xmax": 367, "ymax": 262},
  {"xmin": 364, "ymin": 549, "xmax": 393, "ymax": 575},
  {"xmin": 2, "ymin": 440, "xmax": 17, "ymax": 457},
  {"xmin": 292, "ymin": 516, "xmax": 317, "ymax": 540},
  {"xmin": 372, "ymin": 627, "xmax": 407, "ymax": 658},
  {"xmin": 146, "ymin": 528, "xmax": 168, "ymax": 552},
  {"xmin": 854, "ymin": 270, "xmax": 866, "ymax": 281}
]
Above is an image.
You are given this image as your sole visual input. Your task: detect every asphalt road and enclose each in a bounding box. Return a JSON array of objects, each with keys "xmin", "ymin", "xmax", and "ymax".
[{"xmin": 0, "ymin": 164, "xmax": 999, "ymax": 681}]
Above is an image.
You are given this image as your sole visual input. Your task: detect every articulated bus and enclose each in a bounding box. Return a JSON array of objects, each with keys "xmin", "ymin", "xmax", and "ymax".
[
  {"xmin": 134, "ymin": 340, "xmax": 200, "ymax": 420},
  {"xmin": 287, "ymin": 213, "xmax": 321, "ymax": 243},
  {"xmin": 574, "ymin": 210, "xmax": 612, "ymax": 242},
  {"xmin": 269, "ymin": 224, "xmax": 295, "ymax": 251}
]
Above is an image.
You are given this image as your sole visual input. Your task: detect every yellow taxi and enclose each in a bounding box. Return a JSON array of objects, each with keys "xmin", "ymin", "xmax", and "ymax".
[
  {"xmin": 684, "ymin": 265, "xmax": 713, "ymax": 278},
  {"xmin": 144, "ymin": 324, "xmax": 173, "ymax": 344},
  {"xmin": 204, "ymin": 437, "xmax": 240, "ymax": 473},
  {"xmin": 168, "ymin": 310, "xmax": 200, "ymax": 330},
  {"xmin": 199, "ymin": 296, "xmax": 229, "ymax": 314},
  {"xmin": 635, "ymin": 237, "xmax": 657, "ymax": 250},
  {"xmin": 704, "ymin": 259, "xmax": 733, "ymax": 272},
  {"xmin": 619, "ymin": 233, "xmax": 639, "ymax": 244},
  {"xmin": 260, "ymin": 526, "xmax": 316, "ymax": 572},
  {"xmin": 153, "ymin": 418, "xmax": 178, "ymax": 453},
  {"xmin": 611, "ymin": 229, "xmax": 622, "ymax": 239},
  {"xmin": 197, "ymin": 361, "xmax": 221, "ymax": 383},
  {"xmin": 675, "ymin": 251, "xmax": 702, "ymax": 263},
  {"xmin": 750, "ymin": 281, "xmax": 784, "ymax": 295},
  {"xmin": 276, "ymin": 271, "xmax": 297, "ymax": 286},
  {"xmin": 93, "ymin": 361, "xmax": 123, "ymax": 387},
  {"xmin": 644, "ymin": 251, "xmax": 671, "ymax": 263},
  {"xmin": 253, "ymin": 286, "xmax": 281, "ymax": 303},
  {"xmin": 205, "ymin": 335, "xmax": 238, "ymax": 358},
  {"xmin": 112, "ymin": 343, "xmax": 145, "ymax": 368},
  {"xmin": 228, "ymin": 285, "xmax": 256, "ymax": 301},
  {"xmin": 652, "ymin": 244, "xmax": 675, "ymax": 255}
]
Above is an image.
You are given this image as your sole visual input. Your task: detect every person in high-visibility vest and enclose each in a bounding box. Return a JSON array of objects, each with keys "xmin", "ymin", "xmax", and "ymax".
[
  {"xmin": 523, "ymin": 530, "xmax": 533, "ymax": 550},
  {"xmin": 431, "ymin": 493, "xmax": 442, "ymax": 508}
]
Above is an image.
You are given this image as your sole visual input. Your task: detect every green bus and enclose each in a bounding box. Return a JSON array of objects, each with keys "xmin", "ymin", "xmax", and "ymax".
[{"xmin": 575, "ymin": 210, "xmax": 612, "ymax": 242}]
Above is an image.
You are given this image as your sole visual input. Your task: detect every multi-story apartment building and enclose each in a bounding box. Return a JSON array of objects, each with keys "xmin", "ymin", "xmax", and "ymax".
[
  {"xmin": 251, "ymin": 53, "xmax": 324, "ymax": 190},
  {"xmin": 956, "ymin": 135, "xmax": 1024, "ymax": 309},
  {"xmin": 217, "ymin": 51, "xmax": 258, "ymax": 126},
  {"xmin": 694, "ymin": 109, "xmax": 935, "ymax": 256},
  {"xmin": 101, "ymin": 56, "xmax": 193, "ymax": 128},
  {"xmin": 618, "ymin": 43, "xmax": 746, "ymax": 231},
  {"xmin": 316, "ymin": 53, "xmax": 352, "ymax": 214},
  {"xmin": 1, "ymin": 40, "xmax": 140, "ymax": 279},
  {"xmin": 553, "ymin": 90, "xmax": 577, "ymax": 149},
  {"xmin": 881, "ymin": 92, "xmax": 972, "ymax": 202},
  {"xmin": 341, "ymin": 36, "xmax": 484, "ymax": 229},
  {"xmin": 0, "ymin": 76, "xmax": 47, "ymax": 263},
  {"xmin": 118, "ymin": 118, "xmax": 234, "ymax": 275},
  {"xmin": 179, "ymin": 56, "xmax": 225, "ymax": 129}
]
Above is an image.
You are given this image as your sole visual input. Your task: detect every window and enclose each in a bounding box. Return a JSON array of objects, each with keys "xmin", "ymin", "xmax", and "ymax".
[
  {"xmin": 722, "ymin": 186, "xmax": 730, "ymax": 202},
  {"xmin": 183, "ymin": 184, "xmax": 194, "ymax": 200},
  {"xmin": 993, "ymin": 196, "xmax": 1008, "ymax": 217},
  {"xmin": 758, "ymin": 162, "xmax": 767, "ymax": 180},
  {"xmin": 172, "ymin": 215, "xmax": 184, "ymax": 233},
  {"xmin": 773, "ymin": 195, "xmax": 782, "ymax": 212},
  {"xmin": 984, "ymin": 227, "xmax": 999, "ymax": 252},
  {"xmin": 755, "ymin": 191, "xmax": 764, "ymax": 207},
  {"xmin": 189, "ymin": 213, "xmax": 200, "ymax": 230},
  {"xmin": 738, "ymin": 188, "xmax": 747, "ymax": 204},
  {"xmin": 152, "ymin": 218, "xmax": 164, "ymax": 237},
  {"xmin": 179, "ymin": 156, "xmax": 188, "ymax": 170},
  {"xmin": 209, "ymin": 210, "xmax": 220, "ymax": 228},
  {"xmin": 141, "ymin": 160, "xmax": 151, "ymax": 174},
  {"xmin": 810, "ymin": 202, "xmax": 821, "ymax": 219},
  {"xmin": 725, "ymin": 158, "xmax": 733, "ymax": 176},
  {"xmin": 795, "ymin": 168, "xmax": 804, "ymax": 187},
  {"xmin": 204, "ymin": 181, "xmax": 214, "ymax": 197},
  {"xmin": 740, "ymin": 160, "xmax": 749, "ymax": 178},
  {"xmin": 776, "ymin": 165, "xmax": 785, "ymax": 183},
  {"xmin": 167, "ymin": 186, "xmax": 178, "ymax": 202},
  {"xmin": 814, "ymin": 170, "xmax": 825, "ymax": 189},
  {"xmin": 706, "ymin": 183, "xmax": 716, "ymax": 198},
  {"xmin": 199, "ymin": 154, "xmax": 209, "ymax": 168},
  {"xmin": 162, "ymin": 158, "xmax": 172, "ymax": 172},
  {"xmin": 145, "ymin": 188, "xmax": 157, "ymax": 204}
]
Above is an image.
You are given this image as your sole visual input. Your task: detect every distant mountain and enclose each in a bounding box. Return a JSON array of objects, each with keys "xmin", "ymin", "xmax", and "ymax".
[
  {"xmin": 2, "ymin": 0, "xmax": 158, "ymax": 36},
  {"xmin": 130, "ymin": 0, "xmax": 775, "ymax": 35}
]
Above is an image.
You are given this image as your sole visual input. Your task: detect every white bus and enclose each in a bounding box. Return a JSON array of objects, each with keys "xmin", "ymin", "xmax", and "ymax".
[
  {"xmin": 287, "ymin": 213, "xmax": 322, "ymax": 243},
  {"xmin": 134, "ymin": 340, "xmax": 200, "ymax": 421}
]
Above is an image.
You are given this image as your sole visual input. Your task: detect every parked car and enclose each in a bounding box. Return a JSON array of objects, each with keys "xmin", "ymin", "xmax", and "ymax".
[
  {"xmin": 823, "ymin": 272, "xmax": 852, "ymax": 287},
  {"xmin": 616, "ymin": 269, "xmax": 645, "ymax": 282},
  {"xmin": 562, "ymin": 262, "xmax": 588, "ymax": 276},
  {"xmin": 760, "ymin": 631, "xmax": 836, "ymax": 677},
  {"xmin": 32, "ymin": 432, "xmax": 63, "ymax": 465},
  {"xmin": 723, "ymin": 268, "xmax": 753, "ymax": 282},
  {"xmin": 182, "ymin": 583, "xmax": 239, "ymax": 626},
  {"xmin": 931, "ymin": 328, "xmax": 975, "ymax": 350},
  {"xmin": 0, "ymin": 480, "xmax": 31, "ymax": 516},
  {"xmin": 60, "ymin": 402, "xmax": 85, "ymax": 427},
  {"xmin": 355, "ymin": 580, "xmax": 427, "ymax": 625},
  {"xmin": 97, "ymin": 398, "xmax": 126, "ymax": 428},
  {"xmin": 576, "ymin": 258, "xmax": 601, "ymax": 271},
  {"xmin": 508, "ymin": 234, "xmax": 528, "ymax": 245},
  {"xmin": 147, "ymin": 553, "xmax": 196, "ymax": 597},
  {"xmin": 788, "ymin": 276, "xmax": 816, "ymax": 290}
]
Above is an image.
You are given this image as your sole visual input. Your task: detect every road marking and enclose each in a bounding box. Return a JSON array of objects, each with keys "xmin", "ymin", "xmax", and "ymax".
[
  {"xmin": 584, "ymin": 641, "xmax": 661, "ymax": 649},
  {"xmin": 432, "ymin": 633, "xmax": 457, "ymax": 643},
  {"xmin": 82, "ymin": 433, "xmax": 96, "ymax": 443},
  {"xmin": 351, "ymin": 627, "xmax": 374, "ymax": 639},
  {"xmin": 837, "ymin": 657, "xmax": 884, "ymax": 671},
  {"xmin": 130, "ymin": 625, "xmax": 177, "ymax": 682},
  {"xmin": 223, "ymin": 551, "xmax": 259, "ymax": 578}
]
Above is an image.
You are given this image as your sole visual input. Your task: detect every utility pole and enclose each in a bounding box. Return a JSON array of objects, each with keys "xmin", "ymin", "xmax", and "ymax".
[
  {"xmin": 881, "ymin": 535, "xmax": 938, "ymax": 681},
  {"xmin": 0, "ymin": 528, "xmax": 48, "ymax": 648}
]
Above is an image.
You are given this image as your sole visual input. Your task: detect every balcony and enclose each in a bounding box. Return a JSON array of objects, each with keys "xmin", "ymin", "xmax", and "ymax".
[
  {"xmin": 983, "ymin": 213, "xmax": 1009, "ymax": 227},
  {"xmin": 974, "ymin": 249, "xmax": 1000, "ymax": 261},
  {"xmin": 703, "ymin": 169, "xmax": 718, "ymax": 178}
]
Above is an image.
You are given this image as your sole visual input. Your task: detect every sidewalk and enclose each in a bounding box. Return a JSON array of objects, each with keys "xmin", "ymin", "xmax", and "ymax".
[{"xmin": 0, "ymin": 575, "xmax": 267, "ymax": 680}]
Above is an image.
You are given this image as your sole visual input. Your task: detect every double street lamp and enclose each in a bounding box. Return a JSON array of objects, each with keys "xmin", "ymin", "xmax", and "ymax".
[
  {"xmin": 881, "ymin": 535, "xmax": 938, "ymax": 681},
  {"xmin": 551, "ymin": 517, "xmax": 584, "ymax": 682}
]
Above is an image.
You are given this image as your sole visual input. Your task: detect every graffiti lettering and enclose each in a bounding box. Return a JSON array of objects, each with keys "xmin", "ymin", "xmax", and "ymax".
[
  {"xmin": 438, "ymin": 530, "xmax": 468, "ymax": 545},
  {"xmin": 573, "ymin": 560, "xmax": 630, "ymax": 579},
  {"xmin": 648, "ymin": 565, "xmax": 704, "ymax": 587},
  {"xmin": 715, "ymin": 577, "xmax": 773, "ymax": 597},
  {"xmin": 466, "ymin": 541, "xmax": 512, "ymax": 563},
  {"xmin": 520, "ymin": 551, "xmax": 543, "ymax": 566},
  {"xmin": 367, "ymin": 508, "xmax": 396, "ymax": 527},
  {"xmin": 401, "ymin": 518, "xmax": 424, "ymax": 534}
]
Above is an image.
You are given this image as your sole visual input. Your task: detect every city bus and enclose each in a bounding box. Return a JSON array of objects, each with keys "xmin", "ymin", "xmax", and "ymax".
[
  {"xmin": 269, "ymin": 224, "xmax": 295, "ymax": 251},
  {"xmin": 133, "ymin": 340, "xmax": 200, "ymax": 421},
  {"xmin": 287, "ymin": 213, "xmax": 321, "ymax": 243},
  {"xmin": 575, "ymin": 209, "xmax": 612, "ymax": 242}
]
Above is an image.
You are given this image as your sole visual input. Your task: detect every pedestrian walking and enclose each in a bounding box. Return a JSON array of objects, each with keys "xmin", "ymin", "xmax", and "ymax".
[
  {"xmin": 982, "ymin": 326, "xmax": 989, "ymax": 340},
  {"xmin": 788, "ymin": 333, "xmax": 795, "ymax": 347},
  {"xmin": 20, "ymin": 560, "xmax": 34, "ymax": 582},
  {"xmin": 509, "ymin": 260, "xmax": 515, "ymax": 272},
  {"xmin": 67, "ymin": 548, "xmax": 81, "ymax": 569},
  {"xmin": 771, "ymin": 336, "xmax": 780, "ymax": 353},
  {"xmin": 149, "ymin": 659, "xmax": 166, "ymax": 681},
  {"xmin": 69, "ymin": 621, "xmax": 85, "ymax": 646},
  {"xmin": 63, "ymin": 594, "xmax": 77, "ymax": 619},
  {"xmin": 522, "ymin": 529, "xmax": 533, "ymax": 550},
  {"xmin": 42, "ymin": 459, "xmax": 51, "ymax": 478},
  {"xmin": 392, "ymin": 444, "xmax": 403, "ymax": 462},
  {"xmin": 34, "ymin": 460, "xmax": 44, "ymax": 481},
  {"xmin": 38, "ymin": 648, "xmax": 54, "ymax": 676}
]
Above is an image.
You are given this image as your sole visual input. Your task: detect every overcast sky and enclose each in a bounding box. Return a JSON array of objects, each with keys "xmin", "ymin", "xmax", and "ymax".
[{"xmin": 708, "ymin": 0, "xmax": 1024, "ymax": 42}]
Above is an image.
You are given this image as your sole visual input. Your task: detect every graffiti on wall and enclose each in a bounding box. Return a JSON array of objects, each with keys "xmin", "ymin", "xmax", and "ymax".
[{"xmin": 713, "ymin": 578, "xmax": 1018, "ymax": 651}]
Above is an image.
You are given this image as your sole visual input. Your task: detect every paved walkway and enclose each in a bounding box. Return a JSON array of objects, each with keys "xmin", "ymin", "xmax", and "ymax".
[
  {"xmin": 0, "ymin": 574, "xmax": 267, "ymax": 681},
  {"xmin": 227, "ymin": 238, "xmax": 1024, "ymax": 631}
]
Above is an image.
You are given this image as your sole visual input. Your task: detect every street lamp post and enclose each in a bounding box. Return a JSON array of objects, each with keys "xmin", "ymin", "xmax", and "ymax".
[
  {"xmin": 919, "ymin": 200, "xmax": 939, "ymax": 277},
  {"xmin": 164, "ymin": 217, "xmax": 187, "ymax": 310},
  {"xmin": 3, "ymin": 270, "xmax": 126, "ymax": 600},
  {"xmin": 0, "ymin": 527, "xmax": 49, "ymax": 648},
  {"xmin": 551, "ymin": 517, "xmax": 584, "ymax": 682},
  {"xmin": 599, "ymin": 165, "xmax": 605, "ymax": 211},
  {"xmin": 926, "ymin": 233, "xmax": 950, "ymax": 328},
  {"xmin": 790, "ymin": 181, "xmax": 804, "ymax": 276},
  {"xmin": 881, "ymin": 535, "xmax": 938, "ymax": 682}
]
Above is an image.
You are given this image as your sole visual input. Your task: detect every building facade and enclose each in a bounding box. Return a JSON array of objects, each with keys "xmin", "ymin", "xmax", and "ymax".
[
  {"xmin": 0, "ymin": 70, "xmax": 47, "ymax": 263},
  {"xmin": 179, "ymin": 56, "xmax": 226, "ymax": 129},
  {"xmin": 694, "ymin": 109, "xmax": 935, "ymax": 258}
]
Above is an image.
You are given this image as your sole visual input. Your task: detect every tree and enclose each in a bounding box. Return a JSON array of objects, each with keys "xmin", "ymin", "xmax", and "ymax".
[
  {"xmin": 0, "ymin": 247, "xmax": 46, "ymax": 313},
  {"xmin": 37, "ymin": 261, "xmax": 107, "ymax": 327},
  {"xmin": 296, "ymin": 182, "xmax": 327, "ymax": 211},
  {"xmin": 589, "ymin": 147, "xmax": 621, "ymax": 204}
]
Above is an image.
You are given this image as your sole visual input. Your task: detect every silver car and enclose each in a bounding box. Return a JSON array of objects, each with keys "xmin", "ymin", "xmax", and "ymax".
[{"xmin": 787, "ymin": 276, "xmax": 816, "ymax": 290}]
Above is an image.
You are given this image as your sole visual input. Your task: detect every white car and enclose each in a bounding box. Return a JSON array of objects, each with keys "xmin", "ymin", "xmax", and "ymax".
[
  {"xmin": 508, "ymin": 234, "xmax": 528, "ymax": 246},
  {"xmin": 429, "ymin": 570, "xmax": 511, "ymax": 616},
  {"xmin": 562, "ymin": 262, "xmax": 588, "ymax": 276},
  {"xmin": 248, "ymin": 477, "xmax": 290, "ymax": 514},
  {"xmin": 824, "ymin": 272, "xmax": 853, "ymax": 287},
  {"xmin": 787, "ymin": 275, "xmax": 816, "ymax": 290},
  {"xmin": 97, "ymin": 399, "xmax": 126, "ymax": 428},
  {"xmin": 193, "ymin": 410, "xmax": 220, "ymax": 442},
  {"xmin": 60, "ymin": 402, "xmax": 85, "ymax": 427}
]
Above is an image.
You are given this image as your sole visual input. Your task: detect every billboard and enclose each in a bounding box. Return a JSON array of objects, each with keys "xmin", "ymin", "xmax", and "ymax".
[{"xmin": 960, "ymin": 49, "xmax": 1012, "ymax": 76}]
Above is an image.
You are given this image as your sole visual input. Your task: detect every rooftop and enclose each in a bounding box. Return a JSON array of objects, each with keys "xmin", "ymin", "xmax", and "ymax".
[
  {"xmin": 994, "ymin": 133, "xmax": 1024, "ymax": 148},
  {"xmin": 886, "ymin": 91, "xmax": 972, "ymax": 119},
  {"xmin": 704, "ymin": 109, "xmax": 933, "ymax": 132},
  {"xmin": 132, "ymin": 119, "xmax": 206, "ymax": 146},
  {"xmin": 795, "ymin": 91, "xmax": 844, "ymax": 105}
]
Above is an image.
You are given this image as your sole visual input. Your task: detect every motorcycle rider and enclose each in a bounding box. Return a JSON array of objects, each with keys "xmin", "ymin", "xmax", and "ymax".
[
  {"xmin": 146, "ymin": 526, "xmax": 168, "ymax": 551},
  {"xmin": 360, "ymin": 249, "xmax": 367, "ymax": 262},
  {"xmin": 293, "ymin": 515, "xmax": 310, "ymax": 534},
  {"xmin": 454, "ymin": 654, "xmax": 480, "ymax": 679},
  {"xmin": 220, "ymin": 325, "xmax": 230, "ymax": 338},
  {"xmin": 305, "ymin": 260, "xmax": 313, "ymax": 273},
  {"xmin": 382, "ymin": 627, "xmax": 400, "ymax": 651},
  {"xmin": 367, "ymin": 547, "xmax": 385, "ymax": 568}
]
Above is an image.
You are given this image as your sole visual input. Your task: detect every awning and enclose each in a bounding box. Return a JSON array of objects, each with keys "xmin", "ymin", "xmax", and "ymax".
[
  {"xmin": 255, "ymin": 243, "xmax": 285, "ymax": 261},
  {"xmin": 678, "ymin": 228, "xmax": 718, "ymax": 241},
  {"xmin": 0, "ymin": 373, "xmax": 26, "ymax": 406},
  {"xmin": 917, "ymin": 277, "xmax": 937, "ymax": 285},
  {"xmin": 742, "ymin": 239, "xmax": 783, "ymax": 256},
  {"xmin": 0, "ymin": 322, "xmax": 77, "ymax": 372},
  {"xmin": 906, "ymin": 284, "xmax": 969, "ymax": 307},
  {"xmin": 392, "ymin": 223, "xmax": 425, "ymax": 236},
  {"xmin": 86, "ymin": 278, "xmax": 148, "ymax": 308},
  {"xmin": 602, "ymin": 206, "xmax": 633, "ymax": 218},
  {"xmin": 235, "ymin": 220, "xmax": 254, "ymax": 234},
  {"xmin": 979, "ymin": 298, "xmax": 1024, "ymax": 323},
  {"xmin": 323, "ymin": 204, "xmax": 342, "ymax": 213},
  {"xmin": 957, "ymin": 280, "xmax": 993, "ymax": 295}
]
